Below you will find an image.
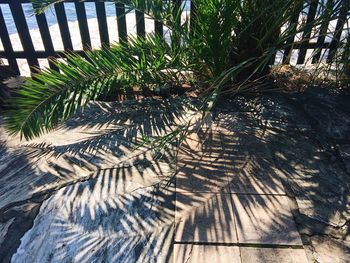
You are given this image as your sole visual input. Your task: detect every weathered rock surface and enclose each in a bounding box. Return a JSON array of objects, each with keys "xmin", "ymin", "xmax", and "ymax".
[
  {"xmin": 0, "ymin": 202, "xmax": 42, "ymax": 262},
  {"xmin": 308, "ymin": 235, "xmax": 350, "ymax": 263},
  {"xmin": 11, "ymin": 171, "xmax": 175, "ymax": 263}
]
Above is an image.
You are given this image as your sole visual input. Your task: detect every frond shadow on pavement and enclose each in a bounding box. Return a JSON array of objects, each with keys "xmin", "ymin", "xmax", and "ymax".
[{"xmin": 0, "ymin": 97, "xmax": 196, "ymax": 262}]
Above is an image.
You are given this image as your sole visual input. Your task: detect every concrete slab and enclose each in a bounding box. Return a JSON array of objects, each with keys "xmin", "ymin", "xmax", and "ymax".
[
  {"xmin": 240, "ymin": 247, "xmax": 308, "ymax": 263},
  {"xmin": 176, "ymin": 131, "xmax": 231, "ymax": 193},
  {"xmin": 175, "ymin": 193, "xmax": 237, "ymax": 243},
  {"xmin": 176, "ymin": 158, "xmax": 230, "ymax": 193},
  {"xmin": 232, "ymin": 194, "xmax": 302, "ymax": 245},
  {"xmin": 219, "ymin": 131, "xmax": 271, "ymax": 157},
  {"xmin": 174, "ymin": 244, "xmax": 241, "ymax": 263},
  {"xmin": 226, "ymin": 158, "xmax": 285, "ymax": 195}
]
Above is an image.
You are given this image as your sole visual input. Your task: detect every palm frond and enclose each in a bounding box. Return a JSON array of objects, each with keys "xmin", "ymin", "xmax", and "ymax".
[
  {"xmin": 5, "ymin": 0, "xmax": 350, "ymax": 141},
  {"xmin": 3, "ymin": 35, "xmax": 186, "ymax": 140}
]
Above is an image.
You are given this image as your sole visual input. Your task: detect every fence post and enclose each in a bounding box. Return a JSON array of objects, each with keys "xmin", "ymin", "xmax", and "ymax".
[
  {"xmin": 172, "ymin": 0, "xmax": 182, "ymax": 49},
  {"xmin": 312, "ymin": 0, "xmax": 335, "ymax": 64},
  {"xmin": 116, "ymin": 3, "xmax": 127, "ymax": 43},
  {"xmin": 283, "ymin": 0, "xmax": 304, "ymax": 64},
  {"xmin": 54, "ymin": 2, "xmax": 73, "ymax": 51},
  {"xmin": 0, "ymin": 6, "xmax": 19, "ymax": 74},
  {"xmin": 327, "ymin": 0, "xmax": 349, "ymax": 63},
  {"xmin": 190, "ymin": 0, "xmax": 196, "ymax": 33},
  {"xmin": 75, "ymin": 0, "xmax": 91, "ymax": 50},
  {"xmin": 136, "ymin": 10, "xmax": 145, "ymax": 38},
  {"xmin": 154, "ymin": 0, "xmax": 163, "ymax": 38},
  {"xmin": 9, "ymin": 0, "xmax": 39, "ymax": 75},
  {"xmin": 35, "ymin": 6, "xmax": 58, "ymax": 70},
  {"xmin": 297, "ymin": 0, "xmax": 318, "ymax": 64},
  {"xmin": 95, "ymin": 1, "xmax": 110, "ymax": 47}
]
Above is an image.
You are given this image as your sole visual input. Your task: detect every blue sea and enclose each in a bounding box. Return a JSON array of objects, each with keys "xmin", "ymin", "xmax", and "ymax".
[{"xmin": 0, "ymin": 1, "xmax": 191, "ymax": 35}]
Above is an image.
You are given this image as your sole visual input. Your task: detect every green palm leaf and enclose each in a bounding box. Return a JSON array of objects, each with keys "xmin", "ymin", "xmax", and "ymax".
[{"xmin": 3, "ymin": 35, "xmax": 185, "ymax": 140}]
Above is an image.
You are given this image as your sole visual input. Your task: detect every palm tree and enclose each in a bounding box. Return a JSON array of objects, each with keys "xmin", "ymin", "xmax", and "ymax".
[{"xmin": 3, "ymin": 0, "xmax": 350, "ymax": 141}]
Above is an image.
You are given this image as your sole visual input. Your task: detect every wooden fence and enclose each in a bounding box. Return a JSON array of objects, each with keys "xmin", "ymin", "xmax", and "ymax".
[{"xmin": 0, "ymin": 0, "xmax": 349, "ymax": 76}]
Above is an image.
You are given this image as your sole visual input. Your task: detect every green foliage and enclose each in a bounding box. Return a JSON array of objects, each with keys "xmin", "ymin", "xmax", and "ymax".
[
  {"xmin": 4, "ymin": 35, "xmax": 187, "ymax": 140},
  {"xmin": 4, "ymin": 0, "xmax": 350, "ymax": 140}
]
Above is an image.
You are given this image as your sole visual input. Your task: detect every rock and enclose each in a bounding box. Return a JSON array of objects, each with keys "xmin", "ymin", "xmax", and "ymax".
[
  {"xmin": 0, "ymin": 218, "xmax": 15, "ymax": 245},
  {"xmin": 339, "ymin": 144, "xmax": 350, "ymax": 173},
  {"xmin": 309, "ymin": 235, "xmax": 350, "ymax": 263},
  {"xmin": 11, "ymin": 166, "xmax": 175, "ymax": 263},
  {"xmin": 0, "ymin": 65, "xmax": 18, "ymax": 111},
  {"xmin": 297, "ymin": 87, "xmax": 350, "ymax": 142},
  {"xmin": 0, "ymin": 202, "xmax": 42, "ymax": 262}
]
